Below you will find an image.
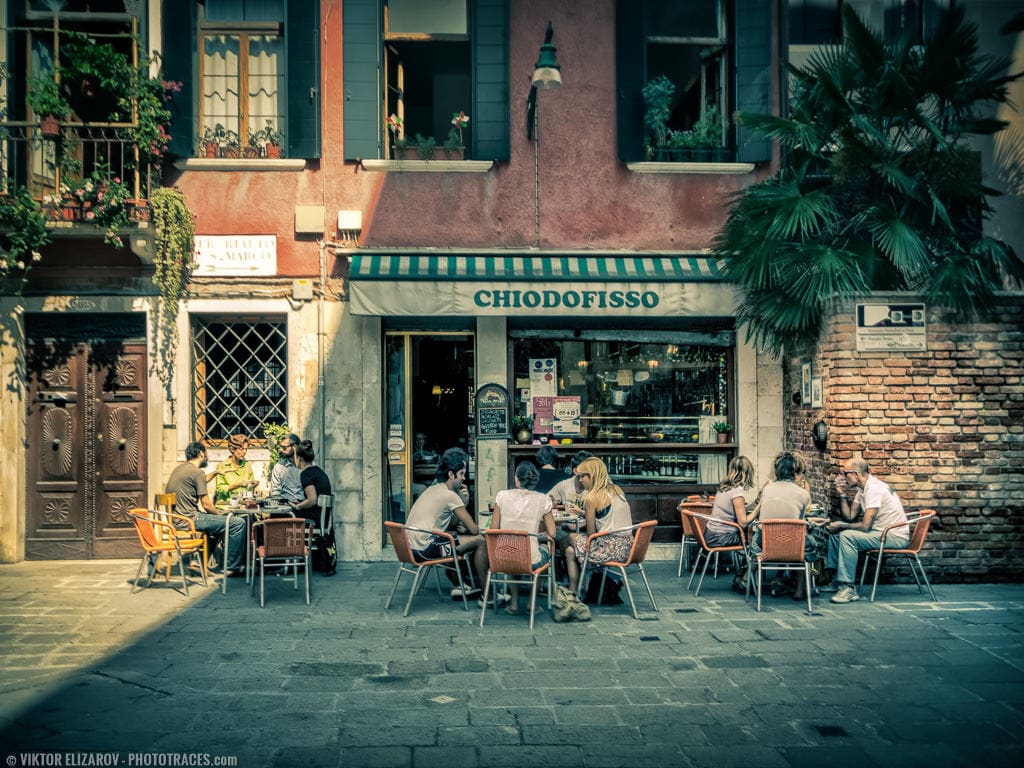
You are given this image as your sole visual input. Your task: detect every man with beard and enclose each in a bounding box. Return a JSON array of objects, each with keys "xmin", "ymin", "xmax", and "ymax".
[{"xmin": 165, "ymin": 441, "xmax": 247, "ymax": 576}]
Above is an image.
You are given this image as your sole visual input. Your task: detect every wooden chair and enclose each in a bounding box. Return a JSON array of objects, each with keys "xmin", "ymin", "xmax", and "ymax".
[
  {"xmin": 748, "ymin": 519, "xmax": 814, "ymax": 614},
  {"xmin": 858, "ymin": 510, "xmax": 938, "ymax": 602},
  {"xmin": 250, "ymin": 517, "xmax": 313, "ymax": 607},
  {"xmin": 677, "ymin": 498, "xmax": 712, "ymax": 576},
  {"xmin": 683, "ymin": 510, "xmax": 748, "ymax": 597},
  {"xmin": 576, "ymin": 521, "xmax": 659, "ymax": 619},
  {"xmin": 129, "ymin": 508, "xmax": 207, "ymax": 596},
  {"xmin": 153, "ymin": 492, "xmax": 208, "ymax": 579},
  {"xmin": 479, "ymin": 529, "xmax": 554, "ymax": 631},
  {"xmin": 383, "ymin": 522, "xmax": 473, "ymax": 616}
]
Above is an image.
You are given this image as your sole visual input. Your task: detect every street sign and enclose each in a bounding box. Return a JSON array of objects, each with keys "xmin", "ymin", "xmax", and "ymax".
[{"xmin": 855, "ymin": 302, "xmax": 926, "ymax": 351}]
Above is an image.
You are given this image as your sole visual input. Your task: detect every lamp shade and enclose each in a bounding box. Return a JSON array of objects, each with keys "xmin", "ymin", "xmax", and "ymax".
[{"xmin": 532, "ymin": 23, "xmax": 561, "ymax": 89}]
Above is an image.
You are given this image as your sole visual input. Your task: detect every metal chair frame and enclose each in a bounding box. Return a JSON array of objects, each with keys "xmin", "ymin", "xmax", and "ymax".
[
  {"xmin": 684, "ymin": 510, "xmax": 748, "ymax": 597},
  {"xmin": 576, "ymin": 520, "xmax": 659, "ymax": 619},
  {"xmin": 250, "ymin": 517, "xmax": 314, "ymax": 607},
  {"xmin": 858, "ymin": 511, "xmax": 937, "ymax": 602},
  {"xmin": 383, "ymin": 522, "xmax": 473, "ymax": 616},
  {"xmin": 677, "ymin": 499, "xmax": 712, "ymax": 576},
  {"xmin": 479, "ymin": 529, "xmax": 554, "ymax": 631},
  {"xmin": 129, "ymin": 508, "xmax": 208, "ymax": 596},
  {"xmin": 747, "ymin": 518, "xmax": 814, "ymax": 614}
]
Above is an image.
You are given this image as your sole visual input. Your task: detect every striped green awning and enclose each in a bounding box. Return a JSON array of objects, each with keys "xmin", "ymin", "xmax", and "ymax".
[{"xmin": 349, "ymin": 254, "xmax": 723, "ymax": 282}]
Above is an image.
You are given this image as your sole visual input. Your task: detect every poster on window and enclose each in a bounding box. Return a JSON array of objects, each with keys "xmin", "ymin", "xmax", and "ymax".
[
  {"xmin": 532, "ymin": 396, "xmax": 554, "ymax": 434},
  {"xmin": 529, "ymin": 358, "xmax": 557, "ymax": 398},
  {"xmin": 551, "ymin": 396, "xmax": 581, "ymax": 435}
]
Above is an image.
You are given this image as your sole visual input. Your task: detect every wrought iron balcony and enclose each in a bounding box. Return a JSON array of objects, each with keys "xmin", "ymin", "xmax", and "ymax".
[{"xmin": 1, "ymin": 121, "xmax": 159, "ymax": 260}]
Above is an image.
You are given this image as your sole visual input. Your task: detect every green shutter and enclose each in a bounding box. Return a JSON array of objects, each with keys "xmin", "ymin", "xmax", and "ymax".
[
  {"xmin": 471, "ymin": 0, "xmax": 509, "ymax": 162},
  {"xmin": 162, "ymin": 1, "xmax": 197, "ymax": 157},
  {"xmin": 734, "ymin": 0, "xmax": 772, "ymax": 163},
  {"xmin": 616, "ymin": 0, "xmax": 645, "ymax": 162},
  {"xmin": 343, "ymin": 0, "xmax": 381, "ymax": 160},
  {"xmin": 287, "ymin": 0, "xmax": 321, "ymax": 158}
]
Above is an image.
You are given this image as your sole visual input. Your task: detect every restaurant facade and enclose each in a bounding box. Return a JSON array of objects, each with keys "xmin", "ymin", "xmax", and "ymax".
[{"xmin": 2, "ymin": 0, "xmax": 1019, "ymax": 571}]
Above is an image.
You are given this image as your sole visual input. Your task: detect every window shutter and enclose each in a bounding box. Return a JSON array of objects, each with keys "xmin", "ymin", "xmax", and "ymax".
[
  {"xmin": 471, "ymin": 0, "xmax": 509, "ymax": 162},
  {"xmin": 734, "ymin": 0, "xmax": 772, "ymax": 163},
  {"xmin": 287, "ymin": 0, "xmax": 321, "ymax": 158},
  {"xmin": 343, "ymin": 0, "xmax": 381, "ymax": 160},
  {"xmin": 615, "ymin": 0, "xmax": 645, "ymax": 162},
  {"xmin": 162, "ymin": 1, "xmax": 197, "ymax": 158}
]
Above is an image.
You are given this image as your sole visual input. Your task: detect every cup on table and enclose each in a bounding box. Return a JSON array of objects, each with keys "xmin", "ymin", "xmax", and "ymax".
[{"xmin": 229, "ymin": 497, "xmax": 240, "ymax": 509}]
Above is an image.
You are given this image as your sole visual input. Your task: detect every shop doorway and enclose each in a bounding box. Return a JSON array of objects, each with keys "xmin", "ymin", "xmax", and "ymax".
[
  {"xmin": 24, "ymin": 315, "xmax": 148, "ymax": 559},
  {"xmin": 384, "ymin": 332, "xmax": 475, "ymax": 526}
]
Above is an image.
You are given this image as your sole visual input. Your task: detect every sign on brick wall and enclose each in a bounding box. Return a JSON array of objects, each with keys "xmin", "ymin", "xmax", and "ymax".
[{"xmin": 856, "ymin": 302, "xmax": 927, "ymax": 351}]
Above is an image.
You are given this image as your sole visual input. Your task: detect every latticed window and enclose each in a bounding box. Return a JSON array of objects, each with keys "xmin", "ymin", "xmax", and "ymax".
[{"xmin": 191, "ymin": 318, "xmax": 287, "ymax": 446}]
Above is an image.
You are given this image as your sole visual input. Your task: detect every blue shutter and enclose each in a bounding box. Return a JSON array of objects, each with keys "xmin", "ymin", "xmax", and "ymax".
[
  {"xmin": 286, "ymin": 0, "xmax": 321, "ymax": 158},
  {"xmin": 616, "ymin": 0, "xmax": 645, "ymax": 162},
  {"xmin": 162, "ymin": 1, "xmax": 198, "ymax": 157},
  {"xmin": 343, "ymin": 0, "xmax": 381, "ymax": 160},
  {"xmin": 734, "ymin": 0, "xmax": 773, "ymax": 163},
  {"xmin": 471, "ymin": 0, "xmax": 509, "ymax": 162}
]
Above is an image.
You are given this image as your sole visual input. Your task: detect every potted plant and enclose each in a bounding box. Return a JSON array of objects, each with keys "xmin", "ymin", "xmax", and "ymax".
[
  {"xmin": 441, "ymin": 111, "xmax": 469, "ymax": 159},
  {"xmin": 248, "ymin": 119, "xmax": 284, "ymax": 158},
  {"xmin": 642, "ymin": 75, "xmax": 675, "ymax": 159},
  {"xmin": 712, "ymin": 421, "xmax": 732, "ymax": 443},
  {"xmin": 200, "ymin": 124, "xmax": 239, "ymax": 158},
  {"xmin": 68, "ymin": 166, "xmax": 132, "ymax": 248},
  {"xmin": 511, "ymin": 414, "xmax": 534, "ymax": 444},
  {"xmin": 27, "ymin": 75, "xmax": 71, "ymax": 137},
  {"xmin": 692, "ymin": 104, "xmax": 727, "ymax": 161}
]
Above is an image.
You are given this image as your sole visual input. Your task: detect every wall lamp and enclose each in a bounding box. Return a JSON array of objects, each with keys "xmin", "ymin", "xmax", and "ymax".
[
  {"xmin": 812, "ymin": 420, "xmax": 828, "ymax": 450},
  {"xmin": 526, "ymin": 22, "xmax": 561, "ymax": 140}
]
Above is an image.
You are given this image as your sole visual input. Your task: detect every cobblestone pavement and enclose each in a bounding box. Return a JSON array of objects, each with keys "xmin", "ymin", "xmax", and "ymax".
[{"xmin": 1, "ymin": 559, "xmax": 1022, "ymax": 768}]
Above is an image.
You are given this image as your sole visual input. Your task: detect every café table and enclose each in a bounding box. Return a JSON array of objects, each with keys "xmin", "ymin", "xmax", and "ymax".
[{"xmin": 220, "ymin": 501, "xmax": 295, "ymax": 593}]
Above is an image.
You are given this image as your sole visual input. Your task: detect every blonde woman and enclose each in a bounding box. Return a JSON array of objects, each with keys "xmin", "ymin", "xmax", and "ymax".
[
  {"xmin": 213, "ymin": 433, "xmax": 257, "ymax": 505},
  {"xmin": 570, "ymin": 457, "xmax": 633, "ymax": 593},
  {"xmin": 704, "ymin": 455, "xmax": 757, "ymax": 548}
]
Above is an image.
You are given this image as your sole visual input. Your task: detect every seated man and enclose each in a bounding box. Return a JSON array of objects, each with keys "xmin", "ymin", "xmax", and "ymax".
[
  {"xmin": 825, "ymin": 458, "xmax": 909, "ymax": 604},
  {"xmin": 165, "ymin": 441, "xmax": 246, "ymax": 576},
  {"xmin": 267, "ymin": 432, "xmax": 304, "ymax": 505},
  {"xmin": 405, "ymin": 447, "xmax": 486, "ymax": 600}
]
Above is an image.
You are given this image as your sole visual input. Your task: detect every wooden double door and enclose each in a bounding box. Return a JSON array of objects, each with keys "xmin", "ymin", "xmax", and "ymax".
[{"xmin": 25, "ymin": 335, "xmax": 148, "ymax": 559}]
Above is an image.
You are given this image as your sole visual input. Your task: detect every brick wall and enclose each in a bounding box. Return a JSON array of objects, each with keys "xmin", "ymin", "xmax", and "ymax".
[{"xmin": 785, "ymin": 294, "xmax": 1024, "ymax": 583}]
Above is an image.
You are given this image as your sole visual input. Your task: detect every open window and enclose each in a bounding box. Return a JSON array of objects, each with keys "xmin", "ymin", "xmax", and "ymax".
[
  {"xmin": 343, "ymin": 0, "xmax": 509, "ymax": 162},
  {"xmin": 617, "ymin": 0, "xmax": 772, "ymax": 164},
  {"xmin": 162, "ymin": 0, "xmax": 320, "ymax": 159}
]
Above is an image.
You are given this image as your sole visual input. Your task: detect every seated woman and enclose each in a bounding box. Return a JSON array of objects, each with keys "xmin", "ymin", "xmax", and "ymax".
[
  {"xmin": 213, "ymin": 433, "xmax": 257, "ymax": 505},
  {"xmin": 532, "ymin": 445, "xmax": 564, "ymax": 495},
  {"xmin": 291, "ymin": 440, "xmax": 332, "ymax": 523},
  {"xmin": 491, "ymin": 462, "xmax": 556, "ymax": 614},
  {"xmin": 704, "ymin": 455, "xmax": 757, "ymax": 548},
  {"xmin": 570, "ymin": 457, "xmax": 633, "ymax": 595},
  {"xmin": 752, "ymin": 451, "xmax": 819, "ymax": 600}
]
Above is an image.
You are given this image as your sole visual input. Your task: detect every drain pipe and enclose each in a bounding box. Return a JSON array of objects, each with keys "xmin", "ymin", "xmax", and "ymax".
[{"xmin": 318, "ymin": 240, "xmax": 327, "ymax": 452}]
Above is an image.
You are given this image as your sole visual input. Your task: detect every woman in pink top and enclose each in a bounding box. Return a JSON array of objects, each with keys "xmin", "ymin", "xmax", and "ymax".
[{"xmin": 493, "ymin": 462, "xmax": 556, "ymax": 614}]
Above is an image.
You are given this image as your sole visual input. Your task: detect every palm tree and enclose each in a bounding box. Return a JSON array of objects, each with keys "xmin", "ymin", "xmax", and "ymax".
[{"xmin": 714, "ymin": 4, "xmax": 1024, "ymax": 356}]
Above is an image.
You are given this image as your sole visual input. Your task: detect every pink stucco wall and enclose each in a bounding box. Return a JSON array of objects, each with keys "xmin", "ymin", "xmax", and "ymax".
[{"xmin": 174, "ymin": 0, "xmax": 777, "ymax": 277}]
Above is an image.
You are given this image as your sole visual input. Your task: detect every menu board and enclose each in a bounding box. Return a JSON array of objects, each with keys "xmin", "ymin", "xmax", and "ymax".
[{"xmin": 475, "ymin": 383, "xmax": 510, "ymax": 439}]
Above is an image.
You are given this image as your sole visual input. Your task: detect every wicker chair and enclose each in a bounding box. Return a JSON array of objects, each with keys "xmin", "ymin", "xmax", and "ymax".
[
  {"xmin": 683, "ymin": 510, "xmax": 748, "ymax": 597},
  {"xmin": 748, "ymin": 519, "xmax": 814, "ymax": 614},
  {"xmin": 383, "ymin": 522, "xmax": 474, "ymax": 616},
  {"xmin": 479, "ymin": 529, "xmax": 554, "ymax": 631},
  {"xmin": 677, "ymin": 498, "xmax": 712, "ymax": 576},
  {"xmin": 250, "ymin": 517, "xmax": 313, "ymax": 607},
  {"xmin": 577, "ymin": 520, "xmax": 659, "ymax": 619},
  {"xmin": 129, "ymin": 508, "xmax": 208, "ymax": 596},
  {"xmin": 858, "ymin": 510, "xmax": 937, "ymax": 602}
]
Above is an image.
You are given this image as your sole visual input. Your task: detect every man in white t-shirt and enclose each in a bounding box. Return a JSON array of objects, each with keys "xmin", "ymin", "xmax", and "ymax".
[
  {"xmin": 825, "ymin": 458, "xmax": 909, "ymax": 604},
  {"xmin": 405, "ymin": 448, "xmax": 486, "ymax": 599}
]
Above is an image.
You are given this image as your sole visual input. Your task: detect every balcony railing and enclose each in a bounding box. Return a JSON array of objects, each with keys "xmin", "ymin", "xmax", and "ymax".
[{"xmin": 1, "ymin": 121, "xmax": 157, "ymax": 232}]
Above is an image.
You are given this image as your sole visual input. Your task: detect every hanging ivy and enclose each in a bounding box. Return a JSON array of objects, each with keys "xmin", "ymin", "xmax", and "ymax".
[{"xmin": 149, "ymin": 187, "xmax": 195, "ymax": 404}]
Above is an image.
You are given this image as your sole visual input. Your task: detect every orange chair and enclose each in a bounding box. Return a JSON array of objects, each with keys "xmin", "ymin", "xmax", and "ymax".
[
  {"xmin": 684, "ymin": 510, "xmax": 748, "ymax": 597},
  {"xmin": 152, "ymin": 492, "xmax": 209, "ymax": 579},
  {"xmin": 129, "ymin": 508, "xmax": 208, "ymax": 596},
  {"xmin": 748, "ymin": 519, "xmax": 815, "ymax": 613},
  {"xmin": 479, "ymin": 529, "xmax": 554, "ymax": 631},
  {"xmin": 577, "ymin": 520, "xmax": 659, "ymax": 619},
  {"xmin": 250, "ymin": 517, "xmax": 313, "ymax": 607},
  {"xmin": 677, "ymin": 498, "xmax": 712, "ymax": 576},
  {"xmin": 858, "ymin": 510, "xmax": 938, "ymax": 602},
  {"xmin": 383, "ymin": 522, "xmax": 474, "ymax": 616}
]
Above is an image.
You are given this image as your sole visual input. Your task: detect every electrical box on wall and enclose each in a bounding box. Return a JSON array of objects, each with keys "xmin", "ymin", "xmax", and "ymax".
[
  {"xmin": 294, "ymin": 205, "xmax": 325, "ymax": 234},
  {"xmin": 292, "ymin": 279, "xmax": 314, "ymax": 301},
  {"xmin": 337, "ymin": 210, "xmax": 362, "ymax": 231}
]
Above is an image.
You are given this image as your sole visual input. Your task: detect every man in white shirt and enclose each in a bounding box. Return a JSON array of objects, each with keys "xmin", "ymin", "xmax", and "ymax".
[{"xmin": 825, "ymin": 458, "xmax": 909, "ymax": 604}]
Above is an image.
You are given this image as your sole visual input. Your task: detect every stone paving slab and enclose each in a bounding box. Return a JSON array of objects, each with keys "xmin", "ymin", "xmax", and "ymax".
[{"xmin": 0, "ymin": 560, "xmax": 1022, "ymax": 768}]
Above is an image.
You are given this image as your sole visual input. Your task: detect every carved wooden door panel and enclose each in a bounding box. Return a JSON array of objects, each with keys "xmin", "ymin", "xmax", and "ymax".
[{"xmin": 26, "ymin": 340, "xmax": 147, "ymax": 559}]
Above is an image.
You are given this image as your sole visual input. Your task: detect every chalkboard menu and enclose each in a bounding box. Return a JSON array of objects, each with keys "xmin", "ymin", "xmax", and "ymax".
[{"xmin": 475, "ymin": 383, "xmax": 510, "ymax": 439}]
